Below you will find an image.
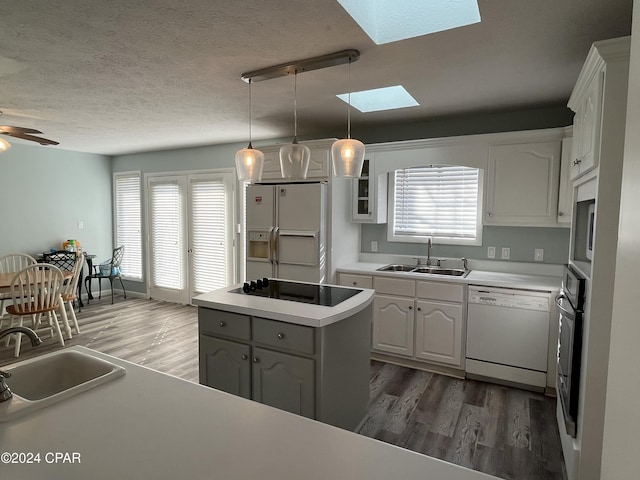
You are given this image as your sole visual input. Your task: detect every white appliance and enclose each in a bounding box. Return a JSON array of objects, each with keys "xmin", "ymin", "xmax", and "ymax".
[
  {"xmin": 466, "ymin": 286, "xmax": 551, "ymax": 390},
  {"xmin": 246, "ymin": 183, "xmax": 326, "ymax": 283}
]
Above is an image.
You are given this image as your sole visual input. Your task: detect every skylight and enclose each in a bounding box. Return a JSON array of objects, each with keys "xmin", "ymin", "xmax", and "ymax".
[
  {"xmin": 337, "ymin": 85, "xmax": 419, "ymax": 113},
  {"xmin": 336, "ymin": 0, "xmax": 481, "ymax": 45}
]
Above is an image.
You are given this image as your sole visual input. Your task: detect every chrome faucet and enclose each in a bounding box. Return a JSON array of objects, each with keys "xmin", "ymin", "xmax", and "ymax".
[
  {"xmin": 0, "ymin": 327, "xmax": 42, "ymax": 403},
  {"xmin": 427, "ymin": 237, "xmax": 432, "ymax": 266}
]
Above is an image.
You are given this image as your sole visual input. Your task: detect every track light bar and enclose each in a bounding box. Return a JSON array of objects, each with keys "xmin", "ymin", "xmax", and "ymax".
[{"xmin": 241, "ymin": 49, "xmax": 360, "ymax": 83}]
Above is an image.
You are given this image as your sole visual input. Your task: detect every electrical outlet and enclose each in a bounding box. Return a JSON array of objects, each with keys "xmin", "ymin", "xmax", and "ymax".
[
  {"xmin": 501, "ymin": 247, "xmax": 511, "ymax": 260},
  {"xmin": 371, "ymin": 241, "xmax": 378, "ymax": 252},
  {"xmin": 534, "ymin": 248, "xmax": 544, "ymax": 262},
  {"xmin": 487, "ymin": 246, "xmax": 496, "ymax": 259}
]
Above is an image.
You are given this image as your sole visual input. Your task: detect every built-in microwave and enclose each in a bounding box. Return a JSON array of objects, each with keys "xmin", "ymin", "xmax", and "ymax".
[{"xmin": 586, "ymin": 203, "xmax": 595, "ymax": 260}]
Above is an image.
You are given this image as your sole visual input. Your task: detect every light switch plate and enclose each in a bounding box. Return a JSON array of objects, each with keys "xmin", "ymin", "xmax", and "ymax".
[
  {"xmin": 77, "ymin": 221, "xmax": 84, "ymax": 230},
  {"xmin": 487, "ymin": 246, "xmax": 496, "ymax": 259},
  {"xmin": 534, "ymin": 248, "xmax": 544, "ymax": 261},
  {"xmin": 501, "ymin": 247, "xmax": 510, "ymax": 260},
  {"xmin": 371, "ymin": 241, "xmax": 378, "ymax": 252}
]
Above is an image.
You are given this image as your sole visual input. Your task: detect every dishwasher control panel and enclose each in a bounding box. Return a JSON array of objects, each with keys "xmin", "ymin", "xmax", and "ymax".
[{"xmin": 468, "ymin": 288, "xmax": 550, "ymax": 311}]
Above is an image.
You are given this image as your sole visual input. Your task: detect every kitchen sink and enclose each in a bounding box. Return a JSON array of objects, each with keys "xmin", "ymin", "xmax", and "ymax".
[
  {"xmin": 376, "ymin": 264, "xmax": 416, "ymax": 272},
  {"xmin": 0, "ymin": 348, "xmax": 125, "ymax": 422},
  {"xmin": 411, "ymin": 266, "xmax": 469, "ymax": 277},
  {"xmin": 377, "ymin": 264, "xmax": 470, "ymax": 277}
]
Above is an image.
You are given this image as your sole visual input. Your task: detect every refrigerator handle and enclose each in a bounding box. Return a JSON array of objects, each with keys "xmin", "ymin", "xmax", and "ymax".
[{"xmin": 271, "ymin": 227, "xmax": 279, "ymax": 264}]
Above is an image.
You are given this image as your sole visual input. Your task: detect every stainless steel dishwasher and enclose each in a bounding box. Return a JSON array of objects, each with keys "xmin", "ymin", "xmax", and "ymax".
[{"xmin": 466, "ymin": 286, "xmax": 551, "ymax": 390}]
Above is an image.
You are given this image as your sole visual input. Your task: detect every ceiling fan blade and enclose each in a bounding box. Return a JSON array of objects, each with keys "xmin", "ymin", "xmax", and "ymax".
[
  {"xmin": 0, "ymin": 131, "xmax": 59, "ymax": 146},
  {"xmin": 0, "ymin": 125, "xmax": 43, "ymax": 135}
]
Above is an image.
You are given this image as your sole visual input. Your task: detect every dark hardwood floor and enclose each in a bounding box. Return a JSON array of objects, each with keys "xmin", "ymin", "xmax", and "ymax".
[{"xmin": 0, "ymin": 297, "xmax": 566, "ymax": 479}]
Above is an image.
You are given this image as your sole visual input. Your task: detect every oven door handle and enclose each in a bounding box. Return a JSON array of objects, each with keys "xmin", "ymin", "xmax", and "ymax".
[{"xmin": 555, "ymin": 293, "xmax": 575, "ymax": 317}]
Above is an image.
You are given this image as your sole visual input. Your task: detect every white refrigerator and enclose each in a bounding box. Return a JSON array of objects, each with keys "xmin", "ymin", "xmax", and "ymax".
[{"xmin": 245, "ymin": 183, "xmax": 327, "ymax": 283}]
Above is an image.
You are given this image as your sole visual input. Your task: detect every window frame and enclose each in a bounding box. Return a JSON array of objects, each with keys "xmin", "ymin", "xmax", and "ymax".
[
  {"xmin": 113, "ymin": 171, "xmax": 144, "ymax": 282},
  {"xmin": 387, "ymin": 165, "xmax": 484, "ymax": 246}
]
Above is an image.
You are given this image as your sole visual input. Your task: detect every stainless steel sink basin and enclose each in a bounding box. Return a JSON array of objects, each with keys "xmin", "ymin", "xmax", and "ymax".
[
  {"xmin": 376, "ymin": 264, "xmax": 415, "ymax": 272},
  {"xmin": 377, "ymin": 264, "xmax": 470, "ymax": 277},
  {"xmin": 411, "ymin": 266, "xmax": 469, "ymax": 277},
  {"xmin": 0, "ymin": 349, "xmax": 125, "ymax": 422}
]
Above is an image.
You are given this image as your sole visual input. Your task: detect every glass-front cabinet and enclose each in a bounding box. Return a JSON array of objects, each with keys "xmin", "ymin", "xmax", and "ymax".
[{"xmin": 352, "ymin": 157, "xmax": 387, "ymax": 224}]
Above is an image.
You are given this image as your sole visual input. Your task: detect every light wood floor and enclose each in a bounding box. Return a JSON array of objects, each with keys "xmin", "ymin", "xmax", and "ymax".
[{"xmin": 0, "ymin": 297, "xmax": 566, "ymax": 479}]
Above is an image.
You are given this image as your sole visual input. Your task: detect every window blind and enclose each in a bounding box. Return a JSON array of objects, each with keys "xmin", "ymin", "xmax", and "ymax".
[
  {"xmin": 150, "ymin": 181, "xmax": 184, "ymax": 290},
  {"xmin": 393, "ymin": 165, "xmax": 480, "ymax": 239},
  {"xmin": 114, "ymin": 173, "xmax": 142, "ymax": 280},
  {"xmin": 190, "ymin": 178, "xmax": 228, "ymax": 293}
]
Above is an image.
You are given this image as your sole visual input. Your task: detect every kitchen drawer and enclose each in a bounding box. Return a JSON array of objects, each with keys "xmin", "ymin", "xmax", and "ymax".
[
  {"xmin": 338, "ymin": 273, "xmax": 373, "ymax": 289},
  {"xmin": 416, "ymin": 281, "xmax": 464, "ymax": 303},
  {"xmin": 198, "ymin": 309, "xmax": 251, "ymax": 340},
  {"xmin": 253, "ymin": 317, "xmax": 315, "ymax": 355},
  {"xmin": 374, "ymin": 276, "xmax": 416, "ymax": 297}
]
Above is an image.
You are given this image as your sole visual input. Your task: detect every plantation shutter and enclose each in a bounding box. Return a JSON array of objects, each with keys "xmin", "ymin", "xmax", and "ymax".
[
  {"xmin": 114, "ymin": 173, "xmax": 143, "ymax": 279},
  {"xmin": 190, "ymin": 178, "xmax": 229, "ymax": 293},
  {"xmin": 393, "ymin": 165, "xmax": 479, "ymax": 239},
  {"xmin": 150, "ymin": 180, "xmax": 184, "ymax": 289}
]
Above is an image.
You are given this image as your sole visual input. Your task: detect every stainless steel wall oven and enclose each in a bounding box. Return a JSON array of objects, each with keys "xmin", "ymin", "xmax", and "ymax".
[{"xmin": 556, "ymin": 264, "xmax": 586, "ymax": 437}]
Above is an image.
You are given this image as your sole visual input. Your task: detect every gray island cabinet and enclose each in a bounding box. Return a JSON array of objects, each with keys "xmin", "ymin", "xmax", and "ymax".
[{"xmin": 193, "ymin": 282, "xmax": 374, "ymax": 431}]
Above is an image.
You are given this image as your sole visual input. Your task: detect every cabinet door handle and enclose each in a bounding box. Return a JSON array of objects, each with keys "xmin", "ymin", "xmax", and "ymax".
[
  {"xmin": 219, "ymin": 321, "xmax": 226, "ymax": 327},
  {"xmin": 241, "ymin": 354, "xmax": 248, "ymax": 360},
  {"xmin": 352, "ymin": 281, "xmax": 357, "ymax": 286},
  {"xmin": 487, "ymin": 211, "xmax": 493, "ymax": 217},
  {"xmin": 408, "ymin": 305, "xmax": 413, "ymax": 310},
  {"xmin": 573, "ymin": 159, "xmax": 582, "ymax": 166},
  {"xmin": 558, "ymin": 211, "xmax": 564, "ymax": 217},
  {"xmin": 417, "ymin": 307, "xmax": 421, "ymax": 311},
  {"xmin": 277, "ymin": 333, "xmax": 285, "ymax": 340},
  {"xmin": 252, "ymin": 357, "xmax": 260, "ymax": 363}
]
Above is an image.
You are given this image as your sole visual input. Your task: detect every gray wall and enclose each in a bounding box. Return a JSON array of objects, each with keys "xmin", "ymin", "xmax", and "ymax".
[
  {"xmin": 0, "ymin": 143, "xmax": 113, "ymax": 262},
  {"xmin": 361, "ymin": 224, "xmax": 570, "ymax": 264}
]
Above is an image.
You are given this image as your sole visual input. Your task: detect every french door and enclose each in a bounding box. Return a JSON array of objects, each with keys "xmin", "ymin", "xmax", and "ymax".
[{"xmin": 147, "ymin": 172, "xmax": 235, "ymax": 304}]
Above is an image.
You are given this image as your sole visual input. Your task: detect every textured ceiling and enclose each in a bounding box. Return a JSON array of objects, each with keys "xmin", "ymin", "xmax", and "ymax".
[{"xmin": 0, "ymin": 0, "xmax": 633, "ymax": 155}]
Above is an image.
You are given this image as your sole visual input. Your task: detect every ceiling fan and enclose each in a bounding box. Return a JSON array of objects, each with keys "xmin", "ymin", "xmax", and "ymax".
[{"xmin": 0, "ymin": 111, "xmax": 59, "ymax": 151}]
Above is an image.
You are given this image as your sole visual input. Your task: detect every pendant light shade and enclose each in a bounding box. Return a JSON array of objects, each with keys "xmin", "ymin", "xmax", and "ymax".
[
  {"xmin": 235, "ymin": 143, "xmax": 265, "ymax": 182},
  {"xmin": 280, "ymin": 71, "xmax": 310, "ymax": 179},
  {"xmin": 235, "ymin": 79, "xmax": 264, "ymax": 182},
  {"xmin": 332, "ymin": 58, "xmax": 365, "ymax": 177},
  {"xmin": 331, "ymin": 138, "xmax": 365, "ymax": 177},
  {"xmin": 0, "ymin": 137, "xmax": 11, "ymax": 153}
]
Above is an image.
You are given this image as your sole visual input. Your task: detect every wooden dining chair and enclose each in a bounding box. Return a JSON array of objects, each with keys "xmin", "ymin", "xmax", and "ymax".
[
  {"xmin": 0, "ymin": 253, "xmax": 37, "ymax": 331},
  {"xmin": 5, "ymin": 263, "xmax": 65, "ymax": 357},
  {"xmin": 59, "ymin": 253, "xmax": 84, "ymax": 335}
]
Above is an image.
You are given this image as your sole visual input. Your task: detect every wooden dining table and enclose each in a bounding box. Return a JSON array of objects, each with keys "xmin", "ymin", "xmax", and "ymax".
[{"xmin": 0, "ymin": 270, "xmax": 75, "ymax": 339}]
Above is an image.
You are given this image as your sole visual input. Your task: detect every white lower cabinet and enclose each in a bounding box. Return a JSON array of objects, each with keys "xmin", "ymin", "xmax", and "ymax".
[
  {"xmin": 371, "ymin": 276, "xmax": 466, "ymax": 368},
  {"xmin": 372, "ymin": 295, "xmax": 415, "ymax": 357},
  {"xmin": 414, "ymin": 300, "xmax": 463, "ymax": 365}
]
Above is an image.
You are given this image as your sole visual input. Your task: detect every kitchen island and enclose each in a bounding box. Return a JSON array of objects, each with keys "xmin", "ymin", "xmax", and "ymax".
[
  {"xmin": 0, "ymin": 346, "xmax": 498, "ymax": 480},
  {"xmin": 192, "ymin": 280, "xmax": 374, "ymax": 431}
]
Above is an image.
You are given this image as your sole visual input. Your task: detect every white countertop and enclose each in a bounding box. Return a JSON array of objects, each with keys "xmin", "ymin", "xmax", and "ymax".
[
  {"xmin": 0, "ymin": 346, "xmax": 498, "ymax": 480},
  {"xmin": 337, "ymin": 262, "xmax": 561, "ymax": 292},
  {"xmin": 192, "ymin": 281, "xmax": 375, "ymax": 327}
]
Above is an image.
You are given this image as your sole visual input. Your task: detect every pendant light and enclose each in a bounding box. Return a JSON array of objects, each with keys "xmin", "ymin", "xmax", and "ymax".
[
  {"xmin": 0, "ymin": 137, "xmax": 10, "ymax": 153},
  {"xmin": 331, "ymin": 58, "xmax": 365, "ymax": 177},
  {"xmin": 235, "ymin": 79, "xmax": 265, "ymax": 182},
  {"xmin": 279, "ymin": 71, "xmax": 310, "ymax": 179}
]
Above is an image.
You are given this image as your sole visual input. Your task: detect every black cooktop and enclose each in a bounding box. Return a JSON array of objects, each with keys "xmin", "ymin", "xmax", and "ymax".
[{"xmin": 231, "ymin": 278, "xmax": 361, "ymax": 307}]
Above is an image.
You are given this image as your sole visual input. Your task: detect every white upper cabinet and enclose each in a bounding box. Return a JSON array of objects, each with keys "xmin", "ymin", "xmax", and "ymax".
[
  {"xmin": 485, "ymin": 141, "xmax": 562, "ymax": 226},
  {"xmin": 557, "ymin": 136, "xmax": 574, "ymax": 224},
  {"xmin": 352, "ymin": 156, "xmax": 388, "ymax": 223},
  {"xmin": 258, "ymin": 140, "xmax": 332, "ymax": 181},
  {"xmin": 570, "ymin": 72, "xmax": 603, "ymax": 180}
]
